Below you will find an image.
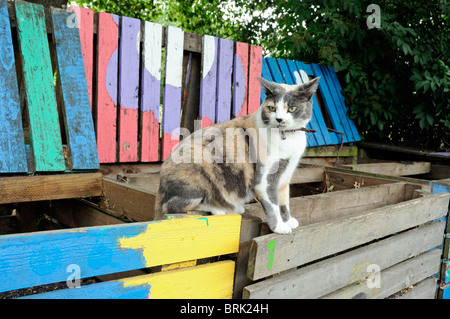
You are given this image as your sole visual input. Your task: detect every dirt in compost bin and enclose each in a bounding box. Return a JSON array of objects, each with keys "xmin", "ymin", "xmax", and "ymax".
[{"xmin": 0, "ymin": 277, "xmax": 100, "ymax": 299}]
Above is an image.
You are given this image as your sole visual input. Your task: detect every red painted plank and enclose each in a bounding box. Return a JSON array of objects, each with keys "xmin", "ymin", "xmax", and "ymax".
[
  {"xmin": 118, "ymin": 16, "xmax": 140, "ymax": 162},
  {"xmin": 233, "ymin": 42, "xmax": 249, "ymax": 117},
  {"xmin": 247, "ymin": 45, "xmax": 263, "ymax": 114},
  {"xmin": 69, "ymin": 6, "xmax": 94, "ymax": 110},
  {"xmin": 96, "ymin": 12, "xmax": 119, "ymax": 163}
]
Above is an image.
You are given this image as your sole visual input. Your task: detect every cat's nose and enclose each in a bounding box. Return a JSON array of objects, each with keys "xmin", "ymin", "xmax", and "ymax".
[{"xmin": 276, "ymin": 118, "xmax": 283, "ymax": 123}]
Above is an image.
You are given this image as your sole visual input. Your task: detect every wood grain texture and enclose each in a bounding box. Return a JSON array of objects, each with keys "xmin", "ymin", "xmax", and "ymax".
[
  {"xmin": 0, "ymin": 172, "xmax": 102, "ymax": 205},
  {"xmin": 233, "ymin": 42, "xmax": 249, "ymax": 117},
  {"xmin": 247, "ymin": 192, "xmax": 449, "ymax": 280},
  {"xmin": 0, "ymin": 214, "xmax": 240, "ymax": 293},
  {"xmin": 15, "ymin": 1, "xmax": 65, "ymax": 172},
  {"xmin": 215, "ymin": 38, "xmax": 233, "ymax": 123},
  {"xmin": 22, "ymin": 261, "xmax": 235, "ymax": 299},
  {"xmin": 140, "ymin": 21, "xmax": 162, "ymax": 162},
  {"xmin": 199, "ymin": 35, "xmax": 218, "ymax": 128},
  {"xmin": 162, "ymin": 26, "xmax": 184, "ymax": 160},
  {"xmin": 0, "ymin": 0, "xmax": 27, "ymax": 173},
  {"xmin": 51, "ymin": 8, "xmax": 99, "ymax": 171},
  {"xmin": 69, "ymin": 6, "xmax": 94, "ymax": 110},
  {"xmin": 96, "ymin": 12, "xmax": 119, "ymax": 163},
  {"xmin": 118, "ymin": 16, "xmax": 140, "ymax": 162},
  {"xmin": 342, "ymin": 162, "xmax": 431, "ymax": 176},
  {"xmin": 247, "ymin": 45, "xmax": 262, "ymax": 114}
]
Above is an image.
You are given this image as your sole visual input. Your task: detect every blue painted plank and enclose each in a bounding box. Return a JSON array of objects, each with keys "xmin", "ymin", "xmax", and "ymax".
[
  {"xmin": 327, "ymin": 66, "xmax": 361, "ymax": 141},
  {"xmin": 321, "ymin": 65, "xmax": 358, "ymax": 142},
  {"xmin": 296, "ymin": 61, "xmax": 338, "ymax": 145},
  {"xmin": 0, "ymin": 0, "xmax": 28, "ymax": 173},
  {"xmin": 260, "ymin": 57, "xmax": 272, "ymax": 102},
  {"xmin": 51, "ymin": 8, "xmax": 99, "ymax": 171},
  {"xmin": 311, "ymin": 63, "xmax": 351, "ymax": 143}
]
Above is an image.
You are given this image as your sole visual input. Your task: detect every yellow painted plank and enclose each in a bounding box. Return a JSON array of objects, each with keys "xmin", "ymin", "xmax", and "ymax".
[
  {"xmin": 119, "ymin": 214, "xmax": 241, "ymax": 267},
  {"xmin": 124, "ymin": 261, "xmax": 236, "ymax": 299}
]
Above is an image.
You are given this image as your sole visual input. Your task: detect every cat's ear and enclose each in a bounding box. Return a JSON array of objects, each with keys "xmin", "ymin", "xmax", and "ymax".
[
  {"xmin": 296, "ymin": 77, "xmax": 320, "ymax": 100},
  {"xmin": 258, "ymin": 77, "xmax": 280, "ymax": 97}
]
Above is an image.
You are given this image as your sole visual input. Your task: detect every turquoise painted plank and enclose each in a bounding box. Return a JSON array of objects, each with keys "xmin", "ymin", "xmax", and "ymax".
[
  {"xmin": 321, "ymin": 65, "xmax": 358, "ymax": 142},
  {"xmin": 311, "ymin": 63, "xmax": 350, "ymax": 143},
  {"xmin": 15, "ymin": 1, "xmax": 65, "ymax": 172},
  {"xmin": 51, "ymin": 8, "xmax": 99, "ymax": 171},
  {"xmin": 0, "ymin": 0, "xmax": 27, "ymax": 173},
  {"xmin": 327, "ymin": 66, "xmax": 360, "ymax": 141},
  {"xmin": 296, "ymin": 61, "xmax": 338, "ymax": 145},
  {"xmin": 0, "ymin": 222, "xmax": 149, "ymax": 293},
  {"xmin": 260, "ymin": 57, "xmax": 272, "ymax": 102}
]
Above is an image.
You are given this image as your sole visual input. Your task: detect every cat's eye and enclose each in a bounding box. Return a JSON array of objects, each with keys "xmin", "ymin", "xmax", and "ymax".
[
  {"xmin": 268, "ymin": 105, "xmax": 276, "ymax": 112},
  {"xmin": 288, "ymin": 106, "xmax": 298, "ymax": 113}
]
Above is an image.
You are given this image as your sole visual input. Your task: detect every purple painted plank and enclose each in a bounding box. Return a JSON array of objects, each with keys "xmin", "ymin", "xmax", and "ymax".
[
  {"xmin": 199, "ymin": 35, "xmax": 218, "ymax": 128},
  {"xmin": 215, "ymin": 38, "xmax": 234, "ymax": 123}
]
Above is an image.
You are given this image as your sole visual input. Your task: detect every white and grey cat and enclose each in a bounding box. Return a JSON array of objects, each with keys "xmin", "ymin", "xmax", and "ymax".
[{"xmin": 154, "ymin": 76, "xmax": 320, "ymax": 234}]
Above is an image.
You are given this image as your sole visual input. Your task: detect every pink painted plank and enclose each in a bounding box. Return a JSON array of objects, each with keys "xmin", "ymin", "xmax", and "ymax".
[
  {"xmin": 69, "ymin": 6, "xmax": 94, "ymax": 110},
  {"xmin": 215, "ymin": 38, "xmax": 234, "ymax": 123},
  {"xmin": 140, "ymin": 21, "xmax": 162, "ymax": 162},
  {"xmin": 118, "ymin": 16, "xmax": 140, "ymax": 162},
  {"xmin": 247, "ymin": 45, "xmax": 263, "ymax": 114},
  {"xmin": 96, "ymin": 12, "xmax": 119, "ymax": 163},
  {"xmin": 199, "ymin": 35, "xmax": 218, "ymax": 128},
  {"xmin": 233, "ymin": 42, "xmax": 249, "ymax": 118}
]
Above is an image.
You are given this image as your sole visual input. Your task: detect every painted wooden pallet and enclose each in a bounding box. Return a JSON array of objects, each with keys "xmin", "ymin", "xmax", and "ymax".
[
  {"xmin": 0, "ymin": 1, "xmax": 99, "ymax": 174},
  {"xmin": 0, "ymin": 214, "xmax": 241, "ymax": 299},
  {"xmin": 261, "ymin": 57, "xmax": 360, "ymax": 146}
]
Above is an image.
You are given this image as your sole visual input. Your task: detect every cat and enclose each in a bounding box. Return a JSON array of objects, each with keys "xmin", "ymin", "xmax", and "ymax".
[{"xmin": 154, "ymin": 76, "xmax": 320, "ymax": 234}]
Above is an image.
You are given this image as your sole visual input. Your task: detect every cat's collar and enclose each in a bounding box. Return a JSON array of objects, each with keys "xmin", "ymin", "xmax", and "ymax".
[{"xmin": 280, "ymin": 127, "xmax": 316, "ymax": 140}]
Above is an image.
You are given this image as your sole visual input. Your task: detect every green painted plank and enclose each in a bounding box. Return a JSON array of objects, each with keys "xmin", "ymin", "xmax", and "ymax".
[
  {"xmin": 0, "ymin": 0, "xmax": 27, "ymax": 173},
  {"xmin": 15, "ymin": 1, "xmax": 65, "ymax": 172},
  {"xmin": 51, "ymin": 8, "xmax": 99, "ymax": 171}
]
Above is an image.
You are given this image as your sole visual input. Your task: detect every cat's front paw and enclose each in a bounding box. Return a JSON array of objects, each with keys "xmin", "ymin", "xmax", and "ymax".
[
  {"xmin": 272, "ymin": 222, "xmax": 292, "ymax": 234},
  {"xmin": 286, "ymin": 217, "xmax": 299, "ymax": 229}
]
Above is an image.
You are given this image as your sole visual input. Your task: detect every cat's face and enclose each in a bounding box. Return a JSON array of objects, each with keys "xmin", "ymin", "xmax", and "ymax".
[{"xmin": 258, "ymin": 77, "xmax": 320, "ymax": 130}]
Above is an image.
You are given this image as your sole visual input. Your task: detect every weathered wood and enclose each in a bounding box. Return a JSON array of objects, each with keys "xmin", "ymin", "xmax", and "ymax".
[
  {"xmin": 21, "ymin": 260, "xmax": 235, "ymax": 299},
  {"xmin": 0, "ymin": 173, "xmax": 103, "ymax": 204},
  {"xmin": 215, "ymin": 38, "xmax": 233, "ymax": 123},
  {"xmin": 247, "ymin": 45, "xmax": 262, "ymax": 114},
  {"xmin": 0, "ymin": 0, "xmax": 27, "ymax": 173},
  {"xmin": 0, "ymin": 214, "xmax": 240, "ymax": 293},
  {"xmin": 51, "ymin": 8, "xmax": 99, "ymax": 171},
  {"xmin": 15, "ymin": 1, "xmax": 65, "ymax": 172},
  {"xmin": 243, "ymin": 221, "xmax": 444, "ymax": 298},
  {"xmin": 390, "ymin": 277, "xmax": 437, "ymax": 299},
  {"xmin": 199, "ymin": 35, "xmax": 218, "ymax": 128},
  {"xmin": 96, "ymin": 12, "xmax": 119, "ymax": 163},
  {"xmin": 118, "ymin": 16, "xmax": 141, "ymax": 162},
  {"xmin": 321, "ymin": 249, "xmax": 441, "ymax": 299},
  {"xmin": 247, "ymin": 192, "xmax": 449, "ymax": 280},
  {"xmin": 161, "ymin": 26, "xmax": 184, "ymax": 160},
  {"xmin": 140, "ymin": 21, "xmax": 162, "ymax": 162},
  {"xmin": 233, "ymin": 42, "xmax": 249, "ymax": 118},
  {"xmin": 342, "ymin": 162, "xmax": 431, "ymax": 176}
]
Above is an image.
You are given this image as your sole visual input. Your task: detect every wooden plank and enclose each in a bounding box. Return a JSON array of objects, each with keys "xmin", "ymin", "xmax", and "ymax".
[
  {"xmin": 140, "ymin": 21, "xmax": 162, "ymax": 162},
  {"xmin": 215, "ymin": 38, "xmax": 234, "ymax": 123},
  {"xmin": 0, "ymin": 0, "xmax": 27, "ymax": 173},
  {"xmin": 233, "ymin": 42, "xmax": 249, "ymax": 118},
  {"xmin": 51, "ymin": 8, "xmax": 99, "ymax": 171},
  {"xmin": 22, "ymin": 260, "xmax": 235, "ymax": 299},
  {"xmin": 199, "ymin": 35, "xmax": 218, "ymax": 128},
  {"xmin": 243, "ymin": 221, "xmax": 444, "ymax": 299},
  {"xmin": 260, "ymin": 58, "xmax": 272, "ymax": 101},
  {"xmin": 96, "ymin": 12, "xmax": 119, "ymax": 163},
  {"xmin": 391, "ymin": 277, "xmax": 437, "ymax": 299},
  {"xmin": 321, "ymin": 249, "xmax": 441, "ymax": 299},
  {"xmin": 118, "ymin": 16, "xmax": 141, "ymax": 162},
  {"xmin": 247, "ymin": 192, "xmax": 449, "ymax": 280},
  {"xmin": 15, "ymin": 1, "xmax": 65, "ymax": 172},
  {"xmin": 0, "ymin": 172, "xmax": 102, "ymax": 205},
  {"xmin": 161, "ymin": 26, "xmax": 184, "ymax": 160},
  {"xmin": 247, "ymin": 45, "xmax": 263, "ymax": 114},
  {"xmin": 342, "ymin": 162, "xmax": 431, "ymax": 176},
  {"xmin": 0, "ymin": 214, "xmax": 240, "ymax": 293},
  {"xmin": 69, "ymin": 6, "xmax": 94, "ymax": 110}
]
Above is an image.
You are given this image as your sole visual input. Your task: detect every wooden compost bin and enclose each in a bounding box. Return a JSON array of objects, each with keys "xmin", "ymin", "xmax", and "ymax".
[{"xmin": 241, "ymin": 182, "xmax": 449, "ymax": 299}]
